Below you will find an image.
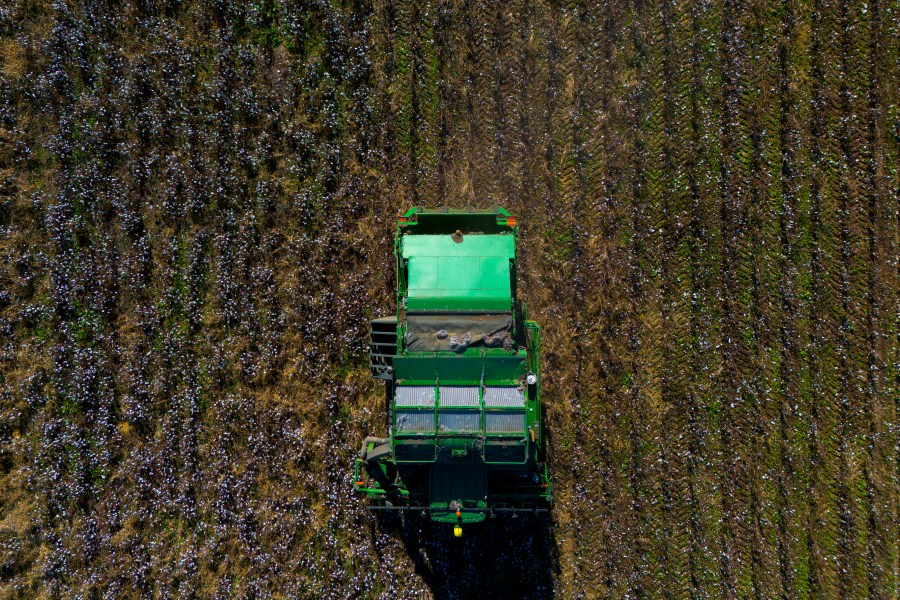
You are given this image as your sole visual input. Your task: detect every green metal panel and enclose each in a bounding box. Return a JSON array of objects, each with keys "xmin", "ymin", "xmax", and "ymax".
[
  {"xmin": 401, "ymin": 234, "xmax": 515, "ymax": 258},
  {"xmin": 393, "ymin": 440, "xmax": 437, "ymax": 462},
  {"xmin": 402, "ymin": 234, "xmax": 514, "ymax": 311}
]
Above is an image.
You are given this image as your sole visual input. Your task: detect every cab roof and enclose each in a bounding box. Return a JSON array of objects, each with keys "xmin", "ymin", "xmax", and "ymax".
[{"xmin": 397, "ymin": 207, "xmax": 518, "ymax": 312}]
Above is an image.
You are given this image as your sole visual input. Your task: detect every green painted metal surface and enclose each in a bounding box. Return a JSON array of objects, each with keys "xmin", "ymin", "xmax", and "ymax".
[
  {"xmin": 403, "ymin": 234, "xmax": 515, "ymax": 311},
  {"xmin": 402, "ymin": 233, "xmax": 516, "ymax": 258}
]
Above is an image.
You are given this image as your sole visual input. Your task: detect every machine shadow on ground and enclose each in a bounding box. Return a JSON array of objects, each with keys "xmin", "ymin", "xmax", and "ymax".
[{"xmin": 378, "ymin": 511, "xmax": 559, "ymax": 599}]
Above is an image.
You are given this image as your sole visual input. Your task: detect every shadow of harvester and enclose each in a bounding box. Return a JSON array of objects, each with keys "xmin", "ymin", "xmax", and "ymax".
[{"xmin": 377, "ymin": 511, "xmax": 559, "ymax": 599}]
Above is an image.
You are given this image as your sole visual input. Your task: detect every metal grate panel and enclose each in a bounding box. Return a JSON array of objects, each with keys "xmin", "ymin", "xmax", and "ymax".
[
  {"xmin": 395, "ymin": 386, "xmax": 435, "ymax": 407},
  {"xmin": 484, "ymin": 387, "xmax": 525, "ymax": 408},
  {"xmin": 396, "ymin": 410, "xmax": 434, "ymax": 433},
  {"xmin": 438, "ymin": 386, "xmax": 480, "ymax": 407},
  {"xmin": 438, "ymin": 411, "xmax": 480, "ymax": 433},
  {"xmin": 485, "ymin": 411, "xmax": 526, "ymax": 433}
]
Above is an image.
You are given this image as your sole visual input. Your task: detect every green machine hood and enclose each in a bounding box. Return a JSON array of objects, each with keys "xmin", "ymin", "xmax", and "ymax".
[
  {"xmin": 402, "ymin": 234, "xmax": 515, "ymax": 311},
  {"xmin": 396, "ymin": 206, "xmax": 519, "ymax": 315}
]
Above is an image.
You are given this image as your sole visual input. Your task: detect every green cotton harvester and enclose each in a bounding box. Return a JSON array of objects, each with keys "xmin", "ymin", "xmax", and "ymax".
[{"xmin": 353, "ymin": 206, "xmax": 552, "ymax": 536}]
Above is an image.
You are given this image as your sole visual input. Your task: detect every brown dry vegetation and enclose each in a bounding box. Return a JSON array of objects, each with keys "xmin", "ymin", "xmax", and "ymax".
[{"xmin": 0, "ymin": 0, "xmax": 897, "ymax": 598}]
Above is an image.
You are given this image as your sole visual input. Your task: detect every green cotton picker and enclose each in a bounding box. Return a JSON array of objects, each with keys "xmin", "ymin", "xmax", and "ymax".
[{"xmin": 353, "ymin": 206, "xmax": 552, "ymax": 536}]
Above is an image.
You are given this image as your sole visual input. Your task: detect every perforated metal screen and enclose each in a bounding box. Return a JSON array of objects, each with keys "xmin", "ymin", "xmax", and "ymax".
[
  {"xmin": 395, "ymin": 386, "xmax": 434, "ymax": 407},
  {"xmin": 439, "ymin": 386, "xmax": 480, "ymax": 407},
  {"xmin": 485, "ymin": 411, "xmax": 526, "ymax": 433},
  {"xmin": 484, "ymin": 387, "xmax": 525, "ymax": 407},
  {"xmin": 395, "ymin": 411, "xmax": 434, "ymax": 433},
  {"xmin": 438, "ymin": 411, "xmax": 480, "ymax": 432}
]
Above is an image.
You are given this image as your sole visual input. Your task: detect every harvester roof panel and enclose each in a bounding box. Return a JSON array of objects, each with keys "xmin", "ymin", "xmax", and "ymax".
[{"xmin": 402, "ymin": 234, "xmax": 514, "ymax": 311}]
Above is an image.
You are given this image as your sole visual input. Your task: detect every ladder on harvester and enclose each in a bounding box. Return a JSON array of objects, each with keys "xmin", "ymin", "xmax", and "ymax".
[{"xmin": 369, "ymin": 317, "xmax": 396, "ymax": 380}]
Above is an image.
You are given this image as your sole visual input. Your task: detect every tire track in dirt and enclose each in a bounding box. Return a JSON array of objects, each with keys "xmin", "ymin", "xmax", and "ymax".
[{"xmin": 805, "ymin": 0, "xmax": 844, "ymax": 591}]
